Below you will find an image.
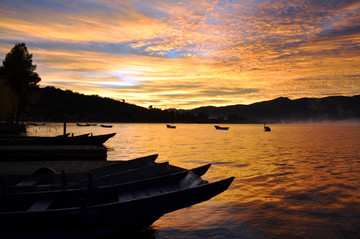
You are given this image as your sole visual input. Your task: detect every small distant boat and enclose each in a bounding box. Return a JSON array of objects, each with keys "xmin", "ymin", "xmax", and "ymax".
[
  {"xmin": 264, "ymin": 123, "xmax": 271, "ymax": 132},
  {"xmin": 100, "ymin": 124, "xmax": 113, "ymax": 128},
  {"xmin": 214, "ymin": 125, "xmax": 229, "ymax": 130},
  {"xmin": 76, "ymin": 123, "xmax": 90, "ymax": 127},
  {"xmin": 27, "ymin": 122, "xmax": 46, "ymax": 126},
  {"xmin": 166, "ymin": 125, "xmax": 176, "ymax": 129}
]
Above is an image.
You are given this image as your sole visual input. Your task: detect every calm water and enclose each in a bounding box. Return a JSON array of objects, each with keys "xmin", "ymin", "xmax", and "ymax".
[{"xmin": 27, "ymin": 123, "xmax": 360, "ymax": 239}]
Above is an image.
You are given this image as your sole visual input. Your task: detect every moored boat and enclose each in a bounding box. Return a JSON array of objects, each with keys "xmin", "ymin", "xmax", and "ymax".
[
  {"xmin": 0, "ymin": 154, "xmax": 158, "ymax": 184},
  {"xmin": 76, "ymin": 123, "xmax": 90, "ymax": 126},
  {"xmin": 100, "ymin": 124, "xmax": 113, "ymax": 128},
  {"xmin": 2, "ymin": 162, "xmax": 211, "ymax": 193},
  {"xmin": 0, "ymin": 169, "xmax": 234, "ymax": 238},
  {"xmin": 214, "ymin": 125, "xmax": 229, "ymax": 130},
  {"xmin": 0, "ymin": 133, "xmax": 115, "ymax": 146},
  {"xmin": 166, "ymin": 124, "xmax": 176, "ymax": 129}
]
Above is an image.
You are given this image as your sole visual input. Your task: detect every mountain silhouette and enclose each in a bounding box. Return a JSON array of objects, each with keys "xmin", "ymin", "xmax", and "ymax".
[
  {"xmin": 27, "ymin": 87, "xmax": 360, "ymax": 123},
  {"xmin": 189, "ymin": 95, "xmax": 360, "ymax": 123}
]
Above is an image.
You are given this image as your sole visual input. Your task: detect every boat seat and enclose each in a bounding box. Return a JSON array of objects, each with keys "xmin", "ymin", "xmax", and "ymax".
[
  {"xmin": 132, "ymin": 189, "xmax": 148, "ymax": 199},
  {"xmin": 118, "ymin": 191, "xmax": 134, "ymax": 202},
  {"xmin": 158, "ymin": 184, "xmax": 175, "ymax": 193},
  {"xmin": 15, "ymin": 179, "xmax": 39, "ymax": 186},
  {"xmin": 27, "ymin": 200, "xmax": 53, "ymax": 212},
  {"xmin": 177, "ymin": 172, "xmax": 202, "ymax": 190},
  {"xmin": 145, "ymin": 187, "xmax": 162, "ymax": 196}
]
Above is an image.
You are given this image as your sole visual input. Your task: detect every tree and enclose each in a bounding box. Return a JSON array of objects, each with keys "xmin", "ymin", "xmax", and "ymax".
[
  {"xmin": 0, "ymin": 43, "xmax": 41, "ymax": 125},
  {"xmin": 0, "ymin": 80, "xmax": 18, "ymax": 121}
]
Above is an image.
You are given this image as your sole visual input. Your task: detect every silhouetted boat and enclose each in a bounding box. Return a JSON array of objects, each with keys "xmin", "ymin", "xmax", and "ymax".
[
  {"xmin": 0, "ymin": 169, "xmax": 234, "ymax": 238},
  {"xmin": 26, "ymin": 122, "xmax": 46, "ymax": 126},
  {"xmin": 214, "ymin": 125, "xmax": 229, "ymax": 130},
  {"xmin": 166, "ymin": 124, "xmax": 176, "ymax": 129},
  {"xmin": 264, "ymin": 123, "xmax": 271, "ymax": 132},
  {"xmin": 0, "ymin": 154, "xmax": 159, "ymax": 187},
  {"xmin": 4, "ymin": 163, "xmax": 211, "ymax": 193},
  {"xmin": 74, "ymin": 133, "xmax": 116, "ymax": 146},
  {"xmin": 100, "ymin": 124, "xmax": 113, "ymax": 128},
  {"xmin": 76, "ymin": 123, "xmax": 90, "ymax": 126},
  {"xmin": 0, "ymin": 133, "xmax": 115, "ymax": 146}
]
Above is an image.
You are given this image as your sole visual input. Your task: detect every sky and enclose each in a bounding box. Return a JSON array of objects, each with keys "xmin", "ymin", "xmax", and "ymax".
[{"xmin": 0, "ymin": 0, "xmax": 360, "ymax": 109}]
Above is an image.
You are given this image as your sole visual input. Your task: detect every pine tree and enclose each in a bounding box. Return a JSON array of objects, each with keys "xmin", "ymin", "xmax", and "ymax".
[{"xmin": 0, "ymin": 43, "xmax": 41, "ymax": 125}]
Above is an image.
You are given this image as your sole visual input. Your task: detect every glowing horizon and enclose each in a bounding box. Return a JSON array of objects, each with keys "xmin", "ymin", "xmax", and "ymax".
[{"xmin": 0, "ymin": 0, "xmax": 359, "ymax": 109}]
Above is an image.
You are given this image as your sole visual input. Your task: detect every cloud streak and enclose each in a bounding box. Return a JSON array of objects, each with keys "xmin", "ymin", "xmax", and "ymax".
[{"xmin": 0, "ymin": 0, "xmax": 359, "ymax": 109}]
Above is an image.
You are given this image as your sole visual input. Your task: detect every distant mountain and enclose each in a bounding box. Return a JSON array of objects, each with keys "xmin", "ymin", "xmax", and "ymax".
[
  {"xmin": 27, "ymin": 87, "xmax": 360, "ymax": 123},
  {"xmin": 188, "ymin": 95, "xmax": 360, "ymax": 123}
]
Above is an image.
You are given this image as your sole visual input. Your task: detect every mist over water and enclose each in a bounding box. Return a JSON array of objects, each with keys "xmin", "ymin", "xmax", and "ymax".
[{"xmin": 28, "ymin": 123, "xmax": 360, "ymax": 239}]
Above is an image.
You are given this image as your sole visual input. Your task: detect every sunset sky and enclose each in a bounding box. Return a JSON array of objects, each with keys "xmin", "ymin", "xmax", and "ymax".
[{"xmin": 1, "ymin": 0, "xmax": 359, "ymax": 109}]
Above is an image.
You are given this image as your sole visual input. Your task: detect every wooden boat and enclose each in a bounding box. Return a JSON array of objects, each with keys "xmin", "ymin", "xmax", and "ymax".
[
  {"xmin": 0, "ymin": 133, "xmax": 78, "ymax": 145},
  {"xmin": 0, "ymin": 169, "xmax": 234, "ymax": 238},
  {"xmin": 214, "ymin": 125, "xmax": 229, "ymax": 130},
  {"xmin": 0, "ymin": 134, "xmax": 69, "ymax": 141},
  {"xmin": 0, "ymin": 154, "xmax": 158, "ymax": 185},
  {"xmin": 100, "ymin": 124, "xmax": 113, "ymax": 128},
  {"xmin": 3, "ymin": 163, "xmax": 211, "ymax": 193},
  {"xmin": 26, "ymin": 122, "xmax": 46, "ymax": 126},
  {"xmin": 76, "ymin": 123, "xmax": 97, "ymax": 127},
  {"xmin": 71, "ymin": 133, "xmax": 116, "ymax": 146},
  {"xmin": 166, "ymin": 124, "xmax": 176, "ymax": 129},
  {"xmin": 76, "ymin": 123, "xmax": 90, "ymax": 126},
  {"xmin": 0, "ymin": 133, "xmax": 115, "ymax": 146}
]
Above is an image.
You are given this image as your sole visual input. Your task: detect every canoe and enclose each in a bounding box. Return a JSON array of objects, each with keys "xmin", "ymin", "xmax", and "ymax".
[
  {"xmin": 3, "ymin": 163, "xmax": 211, "ymax": 193},
  {"xmin": 0, "ymin": 145, "xmax": 107, "ymax": 161},
  {"xmin": 26, "ymin": 123, "xmax": 46, "ymax": 126},
  {"xmin": 74, "ymin": 133, "xmax": 116, "ymax": 146},
  {"xmin": 214, "ymin": 125, "xmax": 229, "ymax": 130},
  {"xmin": 76, "ymin": 123, "xmax": 90, "ymax": 126},
  {"xmin": 0, "ymin": 154, "xmax": 158, "ymax": 186},
  {"xmin": 100, "ymin": 124, "xmax": 113, "ymax": 128},
  {"xmin": 0, "ymin": 169, "xmax": 234, "ymax": 238},
  {"xmin": 0, "ymin": 133, "xmax": 114, "ymax": 146}
]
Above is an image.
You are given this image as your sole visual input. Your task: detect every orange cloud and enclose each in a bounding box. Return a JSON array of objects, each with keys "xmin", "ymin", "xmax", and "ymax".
[{"xmin": 0, "ymin": 0, "xmax": 359, "ymax": 109}]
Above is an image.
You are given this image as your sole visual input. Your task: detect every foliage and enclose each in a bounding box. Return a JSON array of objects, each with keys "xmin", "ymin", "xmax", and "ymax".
[
  {"xmin": 0, "ymin": 43, "xmax": 41, "ymax": 124},
  {"xmin": 27, "ymin": 87, "xmax": 210, "ymax": 123},
  {"xmin": 0, "ymin": 80, "xmax": 18, "ymax": 120}
]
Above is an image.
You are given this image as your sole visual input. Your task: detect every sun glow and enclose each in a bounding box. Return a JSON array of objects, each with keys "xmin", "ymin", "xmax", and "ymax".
[{"xmin": 1, "ymin": 0, "xmax": 359, "ymax": 109}]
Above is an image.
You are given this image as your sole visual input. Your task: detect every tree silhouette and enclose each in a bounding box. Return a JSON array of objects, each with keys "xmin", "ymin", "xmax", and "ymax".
[{"xmin": 0, "ymin": 43, "xmax": 41, "ymax": 125}]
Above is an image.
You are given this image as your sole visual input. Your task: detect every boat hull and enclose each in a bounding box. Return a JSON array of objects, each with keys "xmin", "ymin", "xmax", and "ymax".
[{"xmin": 0, "ymin": 177, "xmax": 234, "ymax": 239}]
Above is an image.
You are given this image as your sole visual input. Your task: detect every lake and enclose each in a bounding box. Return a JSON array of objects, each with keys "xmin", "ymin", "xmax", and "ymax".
[{"xmin": 27, "ymin": 123, "xmax": 360, "ymax": 239}]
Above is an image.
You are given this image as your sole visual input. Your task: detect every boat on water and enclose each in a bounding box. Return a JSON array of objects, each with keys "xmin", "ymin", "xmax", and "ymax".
[
  {"xmin": 0, "ymin": 169, "xmax": 234, "ymax": 238},
  {"xmin": 100, "ymin": 124, "xmax": 113, "ymax": 128},
  {"xmin": 3, "ymin": 163, "xmax": 211, "ymax": 193},
  {"xmin": 0, "ymin": 133, "xmax": 115, "ymax": 146},
  {"xmin": 214, "ymin": 125, "xmax": 229, "ymax": 130},
  {"xmin": 76, "ymin": 123, "xmax": 90, "ymax": 126},
  {"xmin": 26, "ymin": 122, "xmax": 46, "ymax": 126},
  {"xmin": 0, "ymin": 154, "xmax": 158, "ymax": 185},
  {"xmin": 166, "ymin": 124, "xmax": 176, "ymax": 129},
  {"xmin": 264, "ymin": 123, "xmax": 271, "ymax": 131}
]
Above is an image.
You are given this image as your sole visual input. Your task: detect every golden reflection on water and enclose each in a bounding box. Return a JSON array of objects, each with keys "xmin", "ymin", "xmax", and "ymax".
[{"xmin": 28, "ymin": 123, "xmax": 360, "ymax": 238}]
